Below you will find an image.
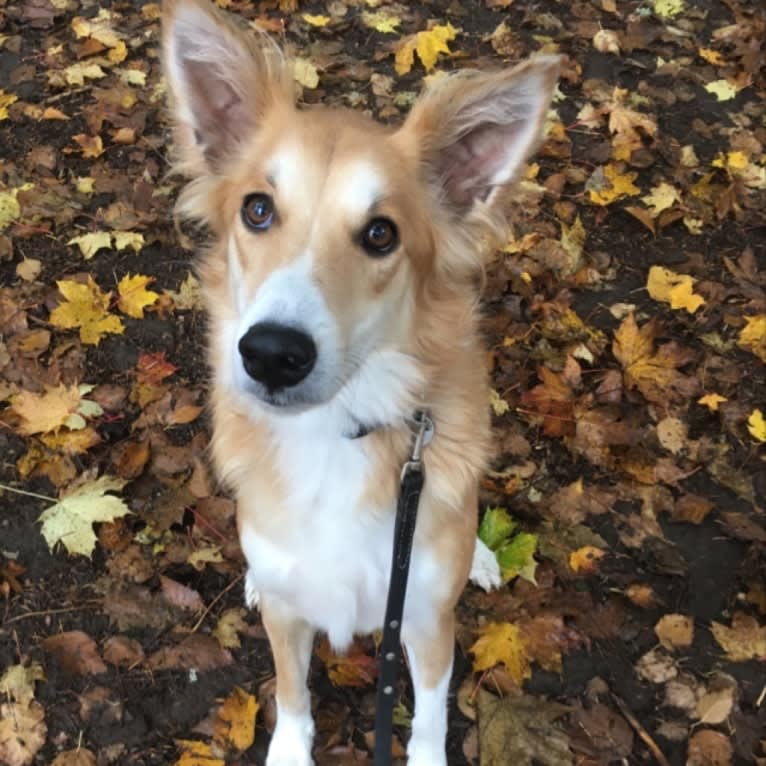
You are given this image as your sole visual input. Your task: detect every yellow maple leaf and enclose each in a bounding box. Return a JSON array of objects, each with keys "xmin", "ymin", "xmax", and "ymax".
[
  {"xmin": 469, "ymin": 622, "xmax": 531, "ymax": 685},
  {"xmin": 68, "ymin": 231, "xmax": 112, "ymax": 260},
  {"xmin": 113, "ymin": 231, "xmax": 145, "ymax": 253},
  {"xmin": 117, "ymin": 274, "xmax": 160, "ymax": 319},
  {"xmin": 0, "ymin": 89, "xmax": 18, "ymax": 120},
  {"xmin": 395, "ymin": 23, "xmax": 457, "ymax": 75},
  {"xmin": 115, "ymin": 67, "xmax": 146, "ymax": 86},
  {"xmin": 705, "ymin": 79, "xmax": 737, "ymax": 101},
  {"xmin": 647, "ymin": 265, "xmax": 706, "ymax": 314},
  {"xmin": 711, "ymin": 612, "xmax": 766, "ymax": 662},
  {"xmin": 38, "ymin": 476, "xmax": 130, "ymax": 558},
  {"xmin": 698, "ymin": 47, "xmax": 725, "ymax": 65},
  {"xmin": 49, "ymin": 276, "xmax": 125, "ymax": 345},
  {"xmin": 173, "ymin": 740, "xmax": 225, "ymax": 766},
  {"xmin": 641, "ymin": 182, "xmax": 680, "ymax": 216},
  {"xmin": 588, "ymin": 163, "xmax": 640, "ymax": 206},
  {"xmin": 212, "ymin": 687, "xmax": 258, "ymax": 752},
  {"xmin": 62, "ymin": 62, "xmax": 106, "ymax": 87},
  {"xmin": 697, "ymin": 393, "xmax": 727, "ymax": 412},
  {"xmin": 41, "ymin": 427, "xmax": 101, "ymax": 455},
  {"xmin": 11, "ymin": 384, "xmax": 82, "ymax": 436},
  {"xmin": 606, "ymin": 88, "xmax": 657, "ymax": 160},
  {"xmin": 362, "ymin": 11, "xmax": 401, "ymax": 34},
  {"xmin": 302, "ymin": 13, "xmax": 330, "ymax": 26},
  {"xmin": 612, "ymin": 314, "xmax": 697, "ymax": 404},
  {"xmin": 569, "ymin": 545, "xmax": 605, "ymax": 573},
  {"xmin": 653, "ymin": 0, "xmax": 684, "ymax": 18},
  {"xmin": 738, "ymin": 314, "xmax": 766, "ymax": 362},
  {"xmin": 748, "ymin": 409, "xmax": 766, "ymax": 443}
]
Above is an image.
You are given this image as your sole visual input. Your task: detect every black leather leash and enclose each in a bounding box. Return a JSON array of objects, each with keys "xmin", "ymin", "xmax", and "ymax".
[{"xmin": 373, "ymin": 410, "xmax": 434, "ymax": 766}]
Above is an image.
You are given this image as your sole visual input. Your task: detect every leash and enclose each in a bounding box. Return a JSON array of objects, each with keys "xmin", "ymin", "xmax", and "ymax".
[{"xmin": 373, "ymin": 409, "xmax": 434, "ymax": 766}]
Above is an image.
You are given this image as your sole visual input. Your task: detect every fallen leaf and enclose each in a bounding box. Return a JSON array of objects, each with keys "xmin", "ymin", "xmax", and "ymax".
[
  {"xmin": 642, "ymin": 182, "xmax": 681, "ymax": 216},
  {"xmin": 705, "ymin": 79, "xmax": 737, "ymax": 101},
  {"xmin": 711, "ymin": 612, "xmax": 766, "ymax": 662},
  {"xmin": 291, "ymin": 58, "xmax": 319, "ymax": 89},
  {"xmin": 478, "ymin": 507, "xmax": 517, "ymax": 551},
  {"xmin": 695, "ymin": 686, "xmax": 734, "ymax": 725},
  {"xmin": 43, "ymin": 631, "xmax": 107, "ymax": 675},
  {"xmin": 103, "ymin": 635, "xmax": 145, "ymax": 667},
  {"xmin": 687, "ymin": 729, "xmax": 733, "ymax": 766},
  {"xmin": 212, "ymin": 687, "xmax": 258, "ymax": 752},
  {"xmin": 654, "ymin": 614, "xmax": 694, "ymax": 650},
  {"xmin": 395, "ymin": 23, "xmax": 457, "ymax": 75},
  {"xmin": 301, "ymin": 13, "xmax": 330, "ymax": 26},
  {"xmin": 647, "ymin": 265, "xmax": 706, "ymax": 314},
  {"xmin": 496, "ymin": 532, "xmax": 538, "ymax": 583},
  {"xmin": 117, "ymin": 273, "xmax": 159, "ymax": 318},
  {"xmin": 588, "ymin": 163, "xmax": 641, "ymax": 206},
  {"xmin": 68, "ymin": 231, "xmax": 111, "ymax": 260},
  {"xmin": 160, "ymin": 576, "xmax": 204, "ymax": 612},
  {"xmin": 50, "ymin": 748, "xmax": 97, "ymax": 766},
  {"xmin": 362, "ymin": 11, "xmax": 400, "ymax": 34},
  {"xmin": 113, "ymin": 231, "xmax": 145, "ymax": 252},
  {"xmin": 698, "ymin": 393, "xmax": 727, "ymax": 412},
  {"xmin": 0, "ymin": 701, "xmax": 47, "ymax": 766},
  {"xmin": 213, "ymin": 608, "xmax": 249, "ymax": 649},
  {"xmin": 148, "ymin": 635, "xmax": 234, "ymax": 672},
  {"xmin": 11, "ymin": 384, "xmax": 82, "ymax": 435},
  {"xmin": 38, "ymin": 475, "xmax": 131, "ymax": 558},
  {"xmin": 49, "ymin": 276, "xmax": 125, "ymax": 345},
  {"xmin": 653, "ymin": 0, "xmax": 684, "ymax": 19},
  {"xmin": 469, "ymin": 622, "xmax": 531, "ymax": 686},
  {"xmin": 489, "ymin": 388, "xmax": 510, "ymax": 416},
  {"xmin": 748, "ymin": 410, "xmax": 766, "ymax": 442},
  {"xmin": 0, "ymin": 664, "xmax": 45, "ymax": 706},
  {"xmin": 476, "ymin": 690, "xmax": 571, "ymax": 765},
  {"xmin": 738, "ymin": 315, "xmax": 766, "ymax": 362},
  {"xmin": 569, "ymin": 545, "xmax": 605, "ymax": 573},
  {"xmin": 316, "ymin": 638, "xmax": 378, "ymax": 687},
  {"xmin": 15, "ymin": 258, "xmax": 41, "ymax": 281},
  {"xmin": 172, "ymin": 740, "xmax": 225, "ymax": 766}
]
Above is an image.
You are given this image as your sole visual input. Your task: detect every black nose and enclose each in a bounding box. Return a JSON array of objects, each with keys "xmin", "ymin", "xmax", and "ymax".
[{"xmin": 238, "ymin": 322, "xmax": 317, "ymax": 390}]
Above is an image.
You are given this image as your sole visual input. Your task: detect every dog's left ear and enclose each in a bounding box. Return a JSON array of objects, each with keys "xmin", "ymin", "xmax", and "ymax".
[
  {"xmin": 162, "ymin": 0, "xmax": 292, "ymax": 174},
  {"xmin": 396, "ymin": 56, "xmax": 560, "ymax": 214}
]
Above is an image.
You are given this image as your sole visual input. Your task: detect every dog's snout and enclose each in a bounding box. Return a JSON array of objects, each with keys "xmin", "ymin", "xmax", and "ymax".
[{"xmin": 238, "ymin": 323, "xmax": 317, "ymax": 390}]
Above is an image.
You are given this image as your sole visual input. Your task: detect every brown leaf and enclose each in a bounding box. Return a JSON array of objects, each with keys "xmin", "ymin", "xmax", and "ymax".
[
  {"xmin": 103, "ymin": 636, "xmax": 145, "ymax": 668},
  {"xmin": 673, "ymin": 493, "xmax": 715, "ymax": 524},
  {"xmin": 43, "ymin": 631, "xmax": 107, "ymax": 675},
  {"xmin": 711, "ymin": 612, "xmax": 766, "ymax": 662},
  {"xmin": 50, "ymin": 748, "xmax": 98, "ymax": 766},
  {"xmin": 148, "ymin": 635, "xmax": 233, "ymax": 672},
  {"xmin": 570, "ymin": 701, "xmax": 633, "ymax": 759},
  {"xmin": 0, "ymin": 701, "xmax": 47, "ymax": 766},
  {"xmin": 654, "ymin": 614, "xmax": 694, "ymax": 650},
  {"xmin": 315, "ymin": 638, "xmax": 377, "ymax": 688},
  {"xmin": 687, "ymin": 729, "xmax": 733, "ymax": 766},
  {"xmin": 160, "ymin": 576, "xmax": 204, "ymax": 613}
]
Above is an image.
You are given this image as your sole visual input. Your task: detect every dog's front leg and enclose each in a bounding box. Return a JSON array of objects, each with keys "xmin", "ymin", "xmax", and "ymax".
[
  {"xmin": 403, "ymin": 611, "xmax": 455, "ymax": 766},
  {"xmin": 261, "ymin": 596, "xmax": 316, "ymax": 766}
]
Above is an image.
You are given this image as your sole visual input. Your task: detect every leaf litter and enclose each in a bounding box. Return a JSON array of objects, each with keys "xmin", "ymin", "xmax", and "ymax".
[{"xmin": 0, "ymin": 0, "xmax": 764, "ymax": 764}]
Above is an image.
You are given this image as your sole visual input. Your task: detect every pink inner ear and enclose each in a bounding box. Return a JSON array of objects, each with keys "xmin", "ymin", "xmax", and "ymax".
[
  {"xmin": 439, "ymin": 121, "xmax": 526, "ymax": 207},
  {"xmin": 182, "ymin": 59, "xmax": 254, "ymax": 159}
]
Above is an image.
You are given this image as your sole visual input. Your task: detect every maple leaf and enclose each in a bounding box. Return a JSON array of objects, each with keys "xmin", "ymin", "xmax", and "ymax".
[
  {"xmin": 642, "ymin": 182, "xmax": 681, "ymax": 216},
  {"xmin": 478, "ymin": 507, "xmax": 517, "ymax": 550},
  {"xmin": 11, "ymin": 384, "xmax": 81, "ymax": 435},
  {"xmin": 738, "ymin": 314, "xmax": 766, "ymax": 362},
  {"xmin": 173, "ymin": 740, "xmax": 224, "ymax": 766},
  {"xmin": 606, "ymin": 88, "xmax": 657, "ymax": 160},
  {"xmin": 477, "ymin": 691, "xmax": 571, "ymax": 766},
  {"xmin": 469, "ymin": 622, "xmax": 531, "ymax": 685},
  {"xmin": 213, "ymin": 609, "xmax": 248, "ymax": 649},
  {"xmin": 748, "ymin": 409, "xmax": 766, "ymax": 442},
  {"xmin": 0, "ymin": 89, "xmax": 18, "ymax": 120},
  {"xmin": 0, "ymin": 701, "xmax": 47, "ymax": 766},
  {"xmin": 395, "ymin": 23, "xmax": 457, "ymax": 75},
  {"xmin": 67, "ymin": 231, "xmax": 111, "ymax": 260},
  {"xmin": 362, "ymin": 11, "xmax": 401, "ymax": 34},
  {"xmin": 118, "ymin": 274, "xmax": 159, "ymax": 318},
  {"xmin": 212, "ymin": 687, "xmax": 258, "ymax": 752},
  {"xmin": 496, "ymin": 532, "xmax": 538, "ymax": 583},
  {"xmin": 38, "ymin": 476, "xmax": 131, "ymax": 558},
  {"xmin": 612, "ymin": 314, "xmax": 698, "ymax": 404},
  {"xmin": 0, "ymin": 664, "xmax": 45, "ymax": 706},
  {"xmin": 711, "ymin": 612, "xmax": 766, "ymax": 662},
  {"xmin": 588, "ymin": 163, "xmax": 640, "ymax": 206},
  {"xmin": 49, "ymin": 276, "xmax": 125, "ymax": 345},
  {"xmin": 315, "ymin": 638, "xmax": 378, "ymax": 687},
  {"xmin": 113, "ymin": 231, "xmax": 145, "ymax": 252},
  {"xmin": 647, "ymin": 265, "xmax": 706, "ymax": 314},
  {"xmin": 698, "ymin": 393, "xmax": 727, "ymax": 411}
]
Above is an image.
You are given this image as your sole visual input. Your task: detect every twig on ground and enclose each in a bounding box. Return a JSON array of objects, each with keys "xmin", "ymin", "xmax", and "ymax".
[
  {"xmin": 610, "ymin": 692, "xmax": 670, "ymax": 766},
  {"xmin": 190, "ymin": 573, "xmax": 244, "ymax": 634}
]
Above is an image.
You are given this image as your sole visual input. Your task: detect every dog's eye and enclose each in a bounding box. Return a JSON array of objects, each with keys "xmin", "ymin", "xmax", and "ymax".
[
  {"xmin": 361, "ymin": 218, "xmax": 398, "ymax": 256},
  {"xmin": 242, "ymin": 193, "xmax": 274, "ymax": 231}
]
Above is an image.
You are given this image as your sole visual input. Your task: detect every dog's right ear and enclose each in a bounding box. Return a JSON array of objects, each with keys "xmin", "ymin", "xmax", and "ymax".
[{"xmin": 162, "ymin": 0, "xmax": 292, "ymax": 175}]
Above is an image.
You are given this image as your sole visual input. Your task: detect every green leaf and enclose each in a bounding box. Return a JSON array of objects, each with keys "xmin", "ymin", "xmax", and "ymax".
[
  {"xmin": 497, "ymin": 533, "xmax": 538, "ymax": 584},
  {"xmin": 479, "ymin": 507, "xmax": 517, "ymax": 551}
]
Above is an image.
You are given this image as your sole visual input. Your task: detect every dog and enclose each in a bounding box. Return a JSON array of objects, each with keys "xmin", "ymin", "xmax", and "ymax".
[{"xmin": 162, "ymin": 1, "xmax": 559, "ymax": 763}]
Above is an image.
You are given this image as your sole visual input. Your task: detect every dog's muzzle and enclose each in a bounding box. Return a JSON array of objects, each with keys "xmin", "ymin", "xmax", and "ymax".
[{"xmin": 238, "ymin": 322, "xmax": 317, "ymax": 391}]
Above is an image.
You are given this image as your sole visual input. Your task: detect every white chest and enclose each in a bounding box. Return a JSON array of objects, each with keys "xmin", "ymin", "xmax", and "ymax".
[{"xmin": 238, "ymin": 416, "xmax": 437, "ymax": 650}]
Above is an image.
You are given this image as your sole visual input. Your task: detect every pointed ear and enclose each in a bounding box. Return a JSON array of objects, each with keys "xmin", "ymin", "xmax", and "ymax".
[
  {"xmin": 162, "ymin": 0, "xmax": 293, "ymax": 174},
  {"xmin": 396, "ymin": 56, "xmax": 560, "ymax": 212}
]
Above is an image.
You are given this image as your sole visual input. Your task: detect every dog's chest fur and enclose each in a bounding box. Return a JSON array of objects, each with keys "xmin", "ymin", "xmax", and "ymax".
[{"xmin": 233, "ymin": 408, "xmax": 441, "ymax": 650}]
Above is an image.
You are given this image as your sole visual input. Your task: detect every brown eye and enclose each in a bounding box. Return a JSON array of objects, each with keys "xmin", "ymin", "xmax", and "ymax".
[
  {"xmin": 361, "ymin": 217, "xmax": 398, "ymax": 256},
  {"xmin": 242, "ymin": 193, "xmax": 274, "ymax": 231}
]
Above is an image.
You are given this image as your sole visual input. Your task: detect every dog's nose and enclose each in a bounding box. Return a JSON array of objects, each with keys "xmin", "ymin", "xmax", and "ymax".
[{"xmin": 238, "ymin": 322, "xmax": 317, "ymax": 390}]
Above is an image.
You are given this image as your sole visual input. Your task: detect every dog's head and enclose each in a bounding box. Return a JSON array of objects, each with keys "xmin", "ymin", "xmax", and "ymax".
[{"xmin": 163, "ymin": 0, "xmax": 559, "ymax": 415}]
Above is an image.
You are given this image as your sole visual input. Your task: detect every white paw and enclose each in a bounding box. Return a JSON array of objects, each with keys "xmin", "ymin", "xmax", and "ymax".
[
  {"xmin": 266, "ymin": 709, "xmax": 314, "ymax": 766},
  {"xmin": 244, "ymin": 569, "xmax": 260, "ymax": 609},
  {"xmin": 469, "ymin": 538, "xmax": 502, "ymax": 591},
  {"xmin": 407, "ymin": 741, "xmax": 447, "ymax": 766}
]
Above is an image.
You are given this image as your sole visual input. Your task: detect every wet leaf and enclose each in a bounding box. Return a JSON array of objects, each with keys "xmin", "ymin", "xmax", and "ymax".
[{"xmin": 470, "ymin": 622, "xmax": 531, "ymax": 686}]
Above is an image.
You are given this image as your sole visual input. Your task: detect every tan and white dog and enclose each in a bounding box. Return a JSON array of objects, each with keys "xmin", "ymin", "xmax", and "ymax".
[{"xmin": 162, "ymin": 1, "xmax": 558, "ymax": 763}]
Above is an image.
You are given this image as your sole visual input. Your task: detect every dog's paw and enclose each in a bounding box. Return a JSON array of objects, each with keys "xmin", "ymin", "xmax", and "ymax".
[
  {"xmin": 469, "ymin": 537, "xmax": 502, "ymax": 591},
  {"xmin": 266, "ymin": 710, "xmax": 314, "ymax": 766},
  {"xmin": 244, "ymin": 569, "xmax": 260, "ymax": 609}
]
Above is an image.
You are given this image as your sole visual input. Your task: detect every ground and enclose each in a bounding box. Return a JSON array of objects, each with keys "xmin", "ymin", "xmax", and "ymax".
[{"xmin": 0, "ymin": 1, "xmax": 765, "ymax": 765}]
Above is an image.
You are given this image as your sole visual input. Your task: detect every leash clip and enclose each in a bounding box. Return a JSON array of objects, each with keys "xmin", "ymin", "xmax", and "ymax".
[{"xmin": 401, "ymin": 410, "xmax": 434, "ymax": 478}]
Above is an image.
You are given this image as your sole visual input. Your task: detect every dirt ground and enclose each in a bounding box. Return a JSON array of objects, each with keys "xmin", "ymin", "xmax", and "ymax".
[{"xmin": 1, "ymin": 0, "xmax": 765, "ymax": 765}]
